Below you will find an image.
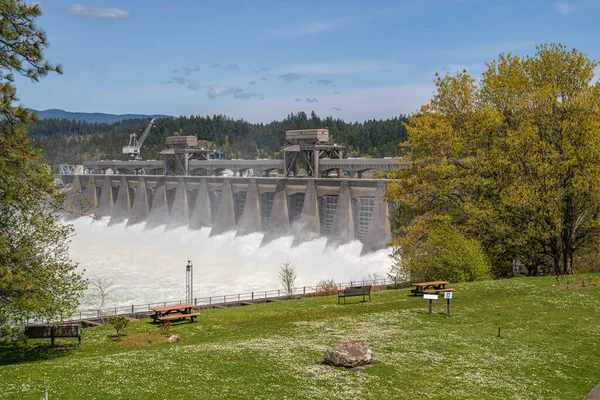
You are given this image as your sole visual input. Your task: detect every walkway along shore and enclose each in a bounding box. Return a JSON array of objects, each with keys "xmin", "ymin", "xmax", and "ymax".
[{"xmin": 59, "ymin": 279, "xmax": 397, "ymax": 328}]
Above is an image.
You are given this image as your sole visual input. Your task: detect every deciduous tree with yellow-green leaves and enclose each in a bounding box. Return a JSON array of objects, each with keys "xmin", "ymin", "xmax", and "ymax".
[{"xmin": 388, "ymin": 44, "xmax": 600, "ymax": 278}]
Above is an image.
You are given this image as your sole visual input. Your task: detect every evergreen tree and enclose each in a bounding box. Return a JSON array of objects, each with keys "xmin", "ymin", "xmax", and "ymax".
[{"xmin": 0, "ymin": 1, "xmax": 86, "ymax": 326}]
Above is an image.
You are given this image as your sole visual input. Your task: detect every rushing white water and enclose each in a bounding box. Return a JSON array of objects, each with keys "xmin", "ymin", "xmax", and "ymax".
[{"xmin": 68, "ymin": 218, "xmax": 393, "ymax": 309}]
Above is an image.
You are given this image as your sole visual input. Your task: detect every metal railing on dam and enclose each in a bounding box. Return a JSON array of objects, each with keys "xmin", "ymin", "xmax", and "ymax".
[
  {"xmin": 69, "ymin": 278, "xmax": 394, "ymax": 322},
  {"xmin": 60, "ymin": 174, "xmax": 393, "ymax": 256},
  {"xmin": 82, "ymin": 157, "xmax": 407, "ymax": 177}
]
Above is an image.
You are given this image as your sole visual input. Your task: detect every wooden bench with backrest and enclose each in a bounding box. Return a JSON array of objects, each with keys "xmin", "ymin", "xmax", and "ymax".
[
  {"xmin": 338, "ymin": 285, "xmax": 372, "ymax": 304},
  {"xmin": 157, "ymin": 312, "xmax": 200, "ymax": 323},
  {"xmin": 25, "ymin": 324, "xmax": 82, "ymax": 348}
]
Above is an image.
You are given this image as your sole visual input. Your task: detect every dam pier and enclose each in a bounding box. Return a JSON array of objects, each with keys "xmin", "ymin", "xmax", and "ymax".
[{"xmin": 61, "ymin": 174, "xmax": 393, "ymax": 256}]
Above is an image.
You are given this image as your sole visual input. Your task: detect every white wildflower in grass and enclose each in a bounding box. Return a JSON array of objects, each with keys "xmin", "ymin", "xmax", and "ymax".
[{"xmin": 0, "ymin": 275, "xmax": 599, "ymax": 399}]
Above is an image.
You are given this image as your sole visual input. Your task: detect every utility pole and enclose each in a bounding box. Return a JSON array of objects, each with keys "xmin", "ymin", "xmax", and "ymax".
[{"xmin": 186, "ymin": 259, "xmax": 193, "ymax": 304}]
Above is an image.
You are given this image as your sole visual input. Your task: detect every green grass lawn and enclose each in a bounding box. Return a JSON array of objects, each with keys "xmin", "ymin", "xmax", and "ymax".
[{"xmin": 1, "ymin": 274, "xmax": 599, "ymax": 399}]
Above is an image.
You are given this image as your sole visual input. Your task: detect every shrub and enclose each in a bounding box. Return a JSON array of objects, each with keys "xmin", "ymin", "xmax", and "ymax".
[
  {"xmin": 0, "ymin": 326, "xmax": 28, "ymax": 346},
  {"xmin": 108, "ymin": 315, "xmax": 129, "ymax": 340},
  {"xmin": 316, "ymin": 279, "xmax": 338, "ymax": 296},
  {"xmin": 394, "ymin": 222, "xmax": 489, "ymax": 283},
  {"xmin": 387, "ymin": 258, "xmax": 410, "ymax": 288}
]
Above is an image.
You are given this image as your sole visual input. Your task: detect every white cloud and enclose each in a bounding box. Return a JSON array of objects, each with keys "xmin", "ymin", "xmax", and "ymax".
[
  {"xmin": 274, "ymin": 60, "xmax": 399, "ymax": 75},
  {"xmin": 279, "ymin": 72, "xmax": 304, "ymax": 81},
  {"xmin": 179, "ymin": 83, "xmax": 434, "ymax": 123},
  {"xmin": 206, "ymin": 86, "xmax": 259, "ymax": 100},
  {"xmin": 314, "ymin": 79, "xmax": 335, "ymax": 86},
  {"xmin": 266, "ymin": 18, "xmax": 352, "ymax": 37},
  {"xmin": 186, "ymin": 81, "xmax": 203, "ymax": 91},
  {"xmin": 554, "ymin": 1, "xmax": 578, "ymax": 15},
  {"xmin": 169, "ymin": 76, "xmax": 185, "ymax": 85},
  {"xmin": 183, "ymin": 65, "xmax": 201, "ymax": 74},
  {"xmin": 210, "ymin": 64, "xmax": 241, "ymax": 71},
  {"xmin": 70, "ymin": 4, "xmax": 130, "ymax": 19}
]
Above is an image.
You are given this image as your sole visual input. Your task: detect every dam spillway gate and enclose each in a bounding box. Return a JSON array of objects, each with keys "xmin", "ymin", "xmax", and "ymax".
[{"xmin": 61, "ymin": 175, "xmax": 393, "ymax": 256}]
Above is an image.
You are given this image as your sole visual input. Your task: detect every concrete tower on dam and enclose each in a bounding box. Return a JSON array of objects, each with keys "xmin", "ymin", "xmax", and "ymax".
[{"xmin": 61, "ymin": 175, "xmax": 393, "ymax": 256}]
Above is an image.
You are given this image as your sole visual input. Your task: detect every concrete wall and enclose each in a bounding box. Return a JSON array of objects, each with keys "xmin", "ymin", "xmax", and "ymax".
[{"xmin": 60, "ymin": 175, "xmax": 394, "ymax": 254}]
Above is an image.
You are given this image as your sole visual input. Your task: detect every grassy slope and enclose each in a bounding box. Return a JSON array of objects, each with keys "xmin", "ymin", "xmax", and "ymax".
[{"xmin": 1, "ymin": 275, "xmax": 599, "ymax": 400}]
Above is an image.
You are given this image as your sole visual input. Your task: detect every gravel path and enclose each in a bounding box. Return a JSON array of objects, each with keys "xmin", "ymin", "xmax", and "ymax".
[{"xmin": 584, "ymin": 384, "xmax": 600, "ymax": 400}]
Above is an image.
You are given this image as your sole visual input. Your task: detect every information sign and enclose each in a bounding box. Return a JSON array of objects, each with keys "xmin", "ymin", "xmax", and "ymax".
[
  {"xmin": 444, "ymin": 292, "xmax": 453, "ymax": 299},
  {"xmin": 423, "ymin": 294, "xmax": 439, "ymax": 300}
]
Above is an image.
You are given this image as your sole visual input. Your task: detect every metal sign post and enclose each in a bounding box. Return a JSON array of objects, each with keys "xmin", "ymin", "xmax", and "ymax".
[
  {"xmin": 185, "ymin": 259, "xmax": 193, "ymax": 304},
  {"xmin": 423, "ymin": 293, "xmax": 438, "ymax": 314},
  {"xmin": 444, "ymin": 291, "xmax": 453, "ymax": 317}
]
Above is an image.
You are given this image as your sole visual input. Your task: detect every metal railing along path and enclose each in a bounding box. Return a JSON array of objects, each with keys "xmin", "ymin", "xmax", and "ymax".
[{"xmin": 69, "ymin": 278, "xmax": 394, "ymax": 321}]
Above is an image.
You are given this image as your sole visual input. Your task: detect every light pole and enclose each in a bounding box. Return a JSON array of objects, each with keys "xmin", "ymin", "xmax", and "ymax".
[{"xmin": 186, "ymin": 259, "xmax": 193, "ymax": 304}]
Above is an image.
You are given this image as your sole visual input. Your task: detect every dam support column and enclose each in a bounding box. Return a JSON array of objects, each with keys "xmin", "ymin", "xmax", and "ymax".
[
  {"xmin": 166, "ymin": 178, "xmax": 189, "ymax": 230},
  {"xmin": 108, "ymin": 176, "xmax": 131, "ymax": 226},
  {"xmin": 97, "ymin": 176, "xmax": 114, "ymax": 217},
  {"xmin": 261, "ymin": 181, "xmax": 290, "ymax": 246},
  {"xmin": 80, "ymin": 176, "xmax": 98, "ymax": 214},
  {"xmin": 292, "ymin": 180, "xmax": 320, "ymax": 246},
  {"xmin": 326, "ymin": 181, "xmax": 354, "ymax": 249},
  {"xmin": 210, "ymin": 180, "xmax": 236, "ymax": 236},
  {"xmin": 189, "ymin": 178, "xmax": 212, "ymax": 229},
  {"xmin": 145, "ymin": 179, "xmax": 169, "ymax": 230},
  {"xmin": 360, "ymin": 182, "xmax": 391, "ymax": 255},
  {"xmin": 127, "ymin": 177, "xmax": 149, "ymax": 226},
  {"xmin": 236, "ymin": 179, "xmax": 262, "ymax": 237}
]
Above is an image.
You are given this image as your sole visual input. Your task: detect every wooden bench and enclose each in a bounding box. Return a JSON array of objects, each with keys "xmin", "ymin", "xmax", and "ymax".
[
  {"xmin": 25, "ymin": 324, "xmax": 82, "ymax": 348},
  {"xmin": 157, "ymin": 312, "xmax": 200, "ymax": 323},
  {"xmin": 338, "ymin": 286, "xmax": 371, "ymax": 304}
]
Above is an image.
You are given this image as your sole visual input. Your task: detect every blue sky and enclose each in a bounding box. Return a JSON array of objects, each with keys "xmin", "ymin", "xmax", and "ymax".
[{"xmin": 15, "ymin": 0, "xmax": 600, "ymax": 122}]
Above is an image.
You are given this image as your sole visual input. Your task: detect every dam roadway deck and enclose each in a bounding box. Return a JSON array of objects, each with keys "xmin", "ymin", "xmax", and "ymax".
[
  {"xmin": 61, "ymin": 175, "xmax": 394, "ymax": 256},
  {"xmin": 82, "ymin": 158, "xmax": 406, "ymax": 177}
]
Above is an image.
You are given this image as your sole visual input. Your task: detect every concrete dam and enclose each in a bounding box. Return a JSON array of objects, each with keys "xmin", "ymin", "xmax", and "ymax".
[{"xmin": 61, "ymin": 174, "xmax": 393, "ymax": 256}]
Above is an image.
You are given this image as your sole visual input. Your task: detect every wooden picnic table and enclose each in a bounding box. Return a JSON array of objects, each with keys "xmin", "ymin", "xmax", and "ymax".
[
  {"xmin": 411, "ymin": 281, "xmax": 450, "ymax": 296},
  {"xmin": 150, "ymin": 304, "xmax": 197, "ymax": 323}
]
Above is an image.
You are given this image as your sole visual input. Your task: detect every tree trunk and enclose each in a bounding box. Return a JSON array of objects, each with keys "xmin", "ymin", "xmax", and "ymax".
[
  {"xmin": 553, "ymin": 256, "xmax": 561, "ymax": 278},
  {"xmin": 563, "ymin": 247, "xmax": 574, "ymax": 275}
]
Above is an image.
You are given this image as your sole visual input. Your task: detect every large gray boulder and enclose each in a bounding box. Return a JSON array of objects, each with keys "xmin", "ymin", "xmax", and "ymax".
[{"xmin": 323, "ymin": 342, "xmax": 373, "ymax": 368}]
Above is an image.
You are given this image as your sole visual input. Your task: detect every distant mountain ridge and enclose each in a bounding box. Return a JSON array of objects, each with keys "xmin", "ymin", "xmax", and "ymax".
[{"xmin": 33, "ymin": 109, "xmax": 172, "ymax": 124}]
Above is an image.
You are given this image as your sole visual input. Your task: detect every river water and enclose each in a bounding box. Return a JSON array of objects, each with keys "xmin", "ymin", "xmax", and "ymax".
[{"xmin": 68, "ymin": 218, "xmax": 393, "ymax": 309}]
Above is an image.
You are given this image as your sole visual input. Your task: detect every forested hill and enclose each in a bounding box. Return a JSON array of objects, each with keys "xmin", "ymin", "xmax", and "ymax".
[
  {"xmin": 33, "ymin": 109, "xmax": 171, "ymax": 124},
  {"xmin": 28, "ymin": 111, "xmax": 408, "ymax": 166}
]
